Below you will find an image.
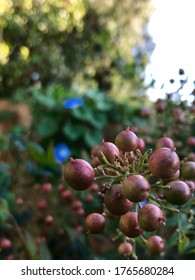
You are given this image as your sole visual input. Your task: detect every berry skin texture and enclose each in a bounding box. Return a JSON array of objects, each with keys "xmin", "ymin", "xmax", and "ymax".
[
  {"xmin": 137, "ymin": 138, "xmax": 145, "ymax": 151},
  {"xmin": 147, "ymin": 235, "xmax": 165, "ymax": 254},
  {"xmin": 138, "ymin": 204, "xmax": 166, "ymax": 232},
  {"xmin": 148, "ymin": 148, "xmax": 180, "ymax": 179},
  {"xmin": 85, "ymin": 213, "xmax": 105, "ymax": 234},
  {"xmin": 115, "ymin": 128, "xmax": 138, "ymax": 152},
  {"xmin": 98, "ymin": 140, "xmax": 120, "ymax": 164},
  {"xmin": 64, "ymin": 158, "xmax": 95, "ymax": 191},
  {"xmin": 118, "ymin": 242, "xmax": 133, "ymax": 256},
  {"xmin": 104, "ymin": 184, "xmax": 133, "ymax": 216},
  {"xmin": 122, "ymin": 174, "xmax": 150, "ymax": 202},
  {"xmin": 182, "ymin": 161, "xmax": 195, "ymax": 180},
  {"xmin": 164, "ymin": 180, "xmax": 191, "ymax": 205},
  {"xmin": 119, "ymin": 212, "xmax": 144, "ymax": 238},
  {"xmin": 156, "ymin": 136, "xmax": 175, "ymax": 150},
  {"xmin": 185, "ymin": 180, "xmax": 195, "ymax": 192}
]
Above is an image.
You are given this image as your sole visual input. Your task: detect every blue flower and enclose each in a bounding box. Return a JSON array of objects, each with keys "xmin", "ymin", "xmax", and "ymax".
[
  {"xmin": 63, "ymin": 97, "xmax": 84, "ymax": 109},
  {"xmin": 140, "ymin": 200, "xmax": 147, "ymax": 207},
  {"xmin": 54, "ymin": 143, "xmax": 71, "ymax": 163}
]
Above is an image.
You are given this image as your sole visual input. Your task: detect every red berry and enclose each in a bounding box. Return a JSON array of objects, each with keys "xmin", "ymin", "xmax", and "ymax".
[
  {"xmin": 137, "ymin": 138, "xmax": 145, "ymax": 151},
  {"xmin": 187, "ymin": 137, "xmax": 195, "ymax": 147},
  {"xmin": 138, "ymin": 204, "xmax": 166, "ymax": 232},
  {"xmin": 64, "ymin": 158, "xmax": 95, "ymax": 191},
  {"xmin": 71, "ymin": 200, "xmax": 83, "ymax": 210},
  {"xmin": 182, "ymin": 161, "xmax": 195, "ymax": 180},
  {"xmin": 164, "ymin": 180, "xmax": 191, "ymax": 205},
  {"xmin": 185, "ymin": 180, "xmax": 195, "ymax": 192},
  {"xmin": 98, "ymin": 140, "xmax": 120, "ymax": 163},
  {"xmin": 123, "ymin": 174, "xmax": 150, "ymax": 202},
  {"xmin": 119, "ymin": 212, "xmax": 143, "ymax": 238},
  {"xmin": 61, "ymin": 189, "xmax": 72, "ymax": 200},
  {"xmin": 89, "ymin": 183, "xmax": 99, "ymax": 192},
  {"xmin": 156, "ymin": 136, "xmax": 174, "ymax": 149},
  {"xmin": 147, "ymin": 235, "xmax": 165, "ymax": 254},
  {"xmin": 148, "ymin": 148, "xmax": 180, "ymax": 179},
  {"xmin": 75, "ymin": 208, "xmax": 85, "ymax": 216},
  {"xmin": 45, "ymin": 215, "xmax": 54, "ymax": 225},
  {"xmin": 42, "ymin": 183, "xmax": 52, "ymax": 194},
  {"xmin": 85, "ymin": 213, "xmax": 105, "ymax": 234},
  {"xmin": 57, "ymin": 184, "xmax": 65, "ymax": 192},
  {"xmin": 0, "ymin": 238, "xmax": 12, "ymax": 249},
  {"xmin": 104, "ymin": 184, "xmax": 133, "ymax": 216},
  {"xmin": 115, "ymin": 128, "xmax": 138, "ymax": 152},
  {"xmin": 38, "ymin": 199, "xmax": 48, "ymax": 211},
  {"xmin": 118, "ymin": 242, "xmax": 133, "ymax": 256}
]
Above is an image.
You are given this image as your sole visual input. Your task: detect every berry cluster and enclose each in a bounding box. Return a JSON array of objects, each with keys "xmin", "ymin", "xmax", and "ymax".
[{"xmin": 64, "ymin": 128, "xmax": 195, "ymax": 259}]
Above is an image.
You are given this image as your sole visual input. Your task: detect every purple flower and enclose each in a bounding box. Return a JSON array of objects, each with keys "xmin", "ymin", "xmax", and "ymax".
[
  {"xmin": 54, "ymin": 143, "xmax": 71, "ymax": 163},
  {"xmin": 63, "ymin": 97, "xmax": 84, "ymax": 109}
]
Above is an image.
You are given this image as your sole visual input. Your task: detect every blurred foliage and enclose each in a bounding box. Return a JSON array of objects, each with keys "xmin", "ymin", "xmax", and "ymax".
[
  {"xmin": 11, "ymin": 85, "xmax": 148, "ymax": 158},
  {"xmin": 0, "ymin": 0, "xmax": 153, "ymax": 100}
]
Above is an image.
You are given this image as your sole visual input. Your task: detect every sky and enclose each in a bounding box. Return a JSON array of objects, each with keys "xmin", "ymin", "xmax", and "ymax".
[{"xmin": 145, "ymin": 0, "xmax": 195, "ymax": 102}]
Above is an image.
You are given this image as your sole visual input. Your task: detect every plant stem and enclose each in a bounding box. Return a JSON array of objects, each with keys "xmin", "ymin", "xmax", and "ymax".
[{"xmin": 9, "ymin": 214, "xmax": 38, "ymax": 260}]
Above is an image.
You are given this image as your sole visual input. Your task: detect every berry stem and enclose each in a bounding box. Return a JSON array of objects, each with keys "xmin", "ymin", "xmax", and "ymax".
[{"xmin": 139, "ymin": 235, "xmax": 147, "ymax": 244}]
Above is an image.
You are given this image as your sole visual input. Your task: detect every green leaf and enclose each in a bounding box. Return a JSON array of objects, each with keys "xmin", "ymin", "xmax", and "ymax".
[
  {"xmin": 25, "ymin": 231, "xmax": 37, "ymax": 257},
  {"xmin": 84, "ymin": 130, "xmax": 101, "ymax": 148},
  {"xmin": 178, "ymin": 235, "xmax": 189, "ymax": 254},
  {"xmin": 35, "ymin": 118, "xmax": 58, "ymax": 137},
  {"xmin": 39, "ymin": 242, "xmax": 52, "ymax": 260},
  {"xmin": 63, "ymin": 122, "xmax": 83, "ymax": 141},
  {"xmin": 165, "ymin": 232, "xmax": 179, "ymax": 250},
  {"xmin": 72, "ymin": 106, "xmax": 93, "ymax": 122},
  {"xmin": 166, "ymin": 215, "xmax": 178, "ymax": 227},
  {"xmin": 27, "ymin": 142, "xmax": 45, "ymax": 164},
  {"xmin": 0, "ymin": 161, "xmax": 11, "ymax": 191},
  {"xmin": 34, "ymin": 94, "xmax": 56, "ymax": 108},
  {"xmin": 0, "ymin": 198, "xmax": 9, "ymax": 222},
  {"xmin": 46, "ymin": 143, "xmax": 55, "ymax": 164},
  {"xmin": 182, "ymin": 240, "xmax": 195, "ymax": 253},
  {"xmin": 88, "ymin": 113, "xmax": 107, "ymax": 129}
]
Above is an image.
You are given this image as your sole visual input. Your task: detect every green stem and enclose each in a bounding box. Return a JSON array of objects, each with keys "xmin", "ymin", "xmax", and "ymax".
[
  {"xmin": 95, "ymin": 174, "xmax": 124, "ymax": 181},
  {"xmin": 139, "ymin": 235, "xmax": 147, "ymax": 244},
  {"xmin": 136, "ymin": 149, "xmax": 152, "ymax": 173},
  {"xmin": 9, "ymin": 214, "xmax": 38, "ymax": 260}
]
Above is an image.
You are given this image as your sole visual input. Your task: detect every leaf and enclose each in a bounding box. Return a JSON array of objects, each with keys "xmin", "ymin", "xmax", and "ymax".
[
  {"xmin": 72, "ymin": 106, "xmax": 93, "ymax": 122},
  {"xmin": 166, "ymin": 215, "xmax": 178, "ymax": 227},
  {"xmin": 178, "ymin": 235, "xmax": 189, "ymax": 254},
  {"xmin": 25, "ymin": 231, "xmax": 37, "ymax": 257},
  {"xmin": 39, "ymin": 242, "xmax": 52, "ymax": 260},
  {"xmin": 0, "ymin": 198, "xmax": 9, "ymax": 221},
  {"xmin": 27, "ymin": 142, "xmax": 45, "ymax": 164},
  {"xmin": 46, "ymin": 143, "xmax": 55, "ymax": 164},
  {"xmin": 165, "ymin": 232, "xmax": 179, "ymax": 250},
  {"xmin": 88, "ymin": 113, "xmax": 107, "ymax": 129},
  {"xmin": 0, "ymin": 161, "xmax": 11, "ymax": 191},
  {"xmin": 182, "ymin": 240, "xmax": 195, "ymax": 253},
  {"xmin": 84, "ymin": 130, "xmax": 101, "ymax": 148},
  {"xmin": 34, "ymin": 94, "xmax": 56, "ymax": 108},
  {"xmin": 35, "ymin": 118, "xmax": 58, "ymax": 137},
  {"xmin": 63, "ymin": 122, "xmax": 83, "ymax": 141}
]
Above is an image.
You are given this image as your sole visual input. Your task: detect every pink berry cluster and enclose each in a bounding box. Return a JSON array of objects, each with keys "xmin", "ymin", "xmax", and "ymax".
[{"xmin": 64, "ymin": 128, "xmax": 195, "ymax": 259}]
